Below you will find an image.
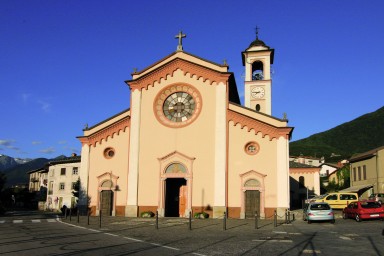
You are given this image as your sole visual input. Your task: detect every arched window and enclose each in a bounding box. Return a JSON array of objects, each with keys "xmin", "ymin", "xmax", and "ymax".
[
  {"xmin": 165, "ymin": 163, "xmax": 187, "ymax": 173},
  {"xmin": 299, "ymin": 176, "xmax": 305, "ymax": 188},
  {"xmin": 101, "ymin": 180, "xmax": 113, "ymax": 188},
  {"xmin": 244, "ymin": 179, "xmax": 260, "ymax": 187},
  {"xmin": 252, "ymin": 61, "xmax": 264, "ymax": 80},
  {"xmin": 255, "ymin": 104, "xmax": 261, "ymax": 112}
]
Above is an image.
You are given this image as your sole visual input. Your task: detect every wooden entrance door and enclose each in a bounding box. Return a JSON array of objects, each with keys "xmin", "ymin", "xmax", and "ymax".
[
  {"xmin": 179, "ymin": 185, "xmax": 187, "ymax": 217},
  {"xmin": 100, "ymin": 190, "xmax": 113, "ymax": 216},
  {"xmin": 245, "ymin": 190, "xmax": 260, "ymax": 218},
  {"xmin": 165, "ymin": 178, "xmax": 186, "ymax": 217}
]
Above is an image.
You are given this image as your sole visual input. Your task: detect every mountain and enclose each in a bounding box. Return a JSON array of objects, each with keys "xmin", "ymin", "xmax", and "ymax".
[
  {"xmin": 0, "ymin": 155, "xmax": 19, "ymax": 171},
  {"xmin": 1, "ymin": 155, "xmax": 71, "ymax": 187},
  {"xmin": 290, "ymin": 106, "xmax": 384, "ymax": 160},
  {"xmin": 3, "ymin": 158, "xmax": 50, "ymax": 187}
]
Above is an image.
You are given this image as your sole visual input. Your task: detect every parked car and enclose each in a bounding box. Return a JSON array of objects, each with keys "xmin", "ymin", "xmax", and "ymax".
[
  {"xmin": 303, "ymin": 202, "xmax": 335, "ymax": 224},
  {"xmin": 305, "ymin": 194, "xmax": 327, "ymax": 204},
  {"xmin": 368, "ymin": 193, "xmax": 384, "ymax": 204},
  {"xmin": 343, "ymin": 200, "xmax": 384, "ymax": 222},
  {"xmin": 312, "ymin": 192, "xmax": 358, "ymax": 209}
]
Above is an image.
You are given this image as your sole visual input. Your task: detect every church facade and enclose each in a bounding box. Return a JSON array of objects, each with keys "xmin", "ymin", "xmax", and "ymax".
[{"xmin": 77, "ymin": 33, "xmax": 293, "ymax": 219}]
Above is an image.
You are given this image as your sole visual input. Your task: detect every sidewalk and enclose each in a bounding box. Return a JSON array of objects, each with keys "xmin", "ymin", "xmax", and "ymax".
[{"xmin": 60, "ymin": 214, "xmax": 299, "ymax": 242}]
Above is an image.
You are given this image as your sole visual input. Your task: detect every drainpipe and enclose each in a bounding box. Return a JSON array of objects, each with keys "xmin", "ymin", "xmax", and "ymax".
[{"xmin": 376, "ymin": 152, "xmax": 379, "ymax": 192}]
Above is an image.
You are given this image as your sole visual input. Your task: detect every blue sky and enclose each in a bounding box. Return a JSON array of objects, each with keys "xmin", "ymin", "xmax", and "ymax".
[{"xmin": 1, "ymin": 0, "xmax": 383, "ymax": 159}]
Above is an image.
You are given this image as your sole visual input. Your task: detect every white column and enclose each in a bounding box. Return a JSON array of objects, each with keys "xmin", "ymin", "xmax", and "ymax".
[
  {"xmin": 79, "ymin": 144, "xmax": 90, "ymax": 212},
  {"xmin": 213, "ymin": 83, "xmax": 227, "ymax": 217},
  {"xmin": 126, "ymin": 89, "xmax": 142, "ymax": 217},
  {"xmin": 276, "ymin": 137, "xmax": 290, "ymax": 210}
]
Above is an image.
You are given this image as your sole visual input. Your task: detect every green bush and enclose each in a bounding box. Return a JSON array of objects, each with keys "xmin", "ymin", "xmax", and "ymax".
[
  {"xmin": 193, "ymin": 212, "xmax": 209, "ymax": 219},
  {"xmin": 140, "ymin": 211, "xmax": 155, "ymax": 218}
]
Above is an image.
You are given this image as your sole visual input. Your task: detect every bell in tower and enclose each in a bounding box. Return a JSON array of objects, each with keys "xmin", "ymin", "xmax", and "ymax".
[{"xmin": 242, "ymin": 27, "xmax": 274, "ymax": 115}]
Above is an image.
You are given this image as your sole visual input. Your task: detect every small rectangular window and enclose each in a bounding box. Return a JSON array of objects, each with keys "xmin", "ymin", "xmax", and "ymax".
[
  {"xmin": 72, "ymin": 167, "xmax": 78, "ymax": 175},
  {"xmin": 358, "ymin": 166, "xmax": 361, "ymax": 181},
  {"xmin": 61, "ymin": 168, "xmax": 66, "ymax": 176},
  {"xmin": 353, "ymin": 168, "xmax": 356, "ymax": 181},
  {"xmin": 363, "ymin": 165, "xmax": 367, "ymax": 180},
  {"xmin": 59, "ymin": 183, "xmax": 65, "ymax": 190}
]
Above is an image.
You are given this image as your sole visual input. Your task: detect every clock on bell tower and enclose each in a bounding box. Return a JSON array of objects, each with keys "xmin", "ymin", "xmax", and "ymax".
[{"xmin": 242, "ymin": 28, "xmax": 274, "ymax": 115}]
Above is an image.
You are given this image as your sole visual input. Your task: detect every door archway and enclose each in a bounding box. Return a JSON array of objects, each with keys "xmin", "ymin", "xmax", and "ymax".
[
  {"xmin": 158, "ymin": 151, "xmax": 194, "ymax": 217},
  {"xmin": 240, "ymin": 170, "xmax": 266, "ymax": 219},
  {"xmin": 164, "ymin": 178, "xmax": 187, "ymax": 217}
]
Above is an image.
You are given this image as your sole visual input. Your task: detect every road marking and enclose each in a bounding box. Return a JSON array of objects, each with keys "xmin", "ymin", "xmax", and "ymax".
[
  {"xmin": 47, "ymin": 219, "xmax": 56, "ymax": 222},
  {"xmin": 339, "ymin": 236, "xmax": 352, "ymax": 240},
  {"xmin": 161, "ymin": 245, "xmax": 179, "ymax": 250},
  {"xmin": 105, "ymin": 233, "xmax": 118, "ymax": 237},
  {"xmin": 58, "ymin": 220, "xmax": 183, "ymax": 253},
  {"xmin": 303, "ymin": 249, "xmax": 321, "ymax": 254},
  {"xmin": 253, "ymin": 239, "xmax": 292, "ymax": 243},
  {"xmin": 192, "ymin": 253, "xmax": 207, "ymax": 256},
  {"xmin": 123, "ymin": 237, "xmax": 143, "ymax": 242},
  {"xmin": 0, "ymin": 220, "xmax": 5, "ymax": 224},
  {"xmin": 13, "ymin": 220, "xmax": 23, "ymax": 223},
  {"xmin": 150, "ymin": 243, "xmax": 179, "ymax": 251},
  {"xmin": 87, "ymin": 228, "xmax": 101, "ymax": 233},
  {"xmin": 32, "ymin": 219, "xmax": 41, "ymax": 223},
  {"xmin": 273, "ymin": 231, "xmax": 287, "ymax": 234}
]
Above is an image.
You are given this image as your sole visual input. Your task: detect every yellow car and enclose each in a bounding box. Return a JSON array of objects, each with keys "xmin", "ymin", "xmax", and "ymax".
[{"xmin": 312, "ymin": 192, "xmax": 358, "ymax": 209}]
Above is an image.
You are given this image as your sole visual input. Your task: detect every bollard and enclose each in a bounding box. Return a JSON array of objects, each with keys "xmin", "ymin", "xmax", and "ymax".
[
  {"xmin": 255, "ymin": 211, "xmax": 258, "ymax": 229},
  {"xmin": 77, "ymin": 209, "xmax": 80, "ymax": 223},
  {"xmin": 155, "ymin": 211, "xmax": 159, "ymax": 230},
  {"xmin": 69, "ymin": 208, "xmax": 72, "ymax": 221},
  {"xmin": 99, "ymin": 210, "xmax": 102, "ymax": 228},
  {"xmin": 274, "ymin": 210, "xmax": 277, "ymax": 227},
  {"xmin": 64, "ymin": 208, "xmax": 67, "ymax": 219},
  {"xmin": 293, "ymin": 213, "xmax": 295, "ymax": 221},
  {"xmin": 223, "ymin": 211, "xmax": 227, "ymax": 231},
  {"xmin": 189, "ymin": 211, "xmax": 192, "ymax": 230},
  {"xmin": 285, "ymin": 209, "xmax": 288, "ymax": 224},
  {"xmin": 288, "ymin": 210, "xmax": 291, "ymax": 223},
  {"xmin": 87, "ymin": 209, "xmax": 90, "ymax": 225}
]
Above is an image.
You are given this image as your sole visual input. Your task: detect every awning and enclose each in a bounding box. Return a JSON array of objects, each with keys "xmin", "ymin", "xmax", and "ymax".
[{"xmin": 339, "ymin": 184, "xmax": 373, "ymax": 193}]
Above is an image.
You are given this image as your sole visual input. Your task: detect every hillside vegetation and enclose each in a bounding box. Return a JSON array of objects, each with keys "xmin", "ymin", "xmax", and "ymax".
[{"xmin": 290, "ymin": 106, "xmax": 384, "ymax": 160}]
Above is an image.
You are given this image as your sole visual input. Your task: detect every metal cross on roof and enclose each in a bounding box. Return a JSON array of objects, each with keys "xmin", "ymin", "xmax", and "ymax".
[
  {"xmin": 255, "ymin": 26, "xmax": 260, "ymax": 40},
  {"xmin": 175, "ymin": 31, "xmax": 186, "ymax": 51}
]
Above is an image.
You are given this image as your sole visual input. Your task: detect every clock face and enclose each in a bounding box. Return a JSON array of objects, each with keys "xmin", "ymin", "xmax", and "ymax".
[
  {"xmin": 251, "ymin": 87, "xmax": 265, "ymax": 99},
  {"xmin": 154, "ymin": 84, "xmax": 202, "ymax": 128}
]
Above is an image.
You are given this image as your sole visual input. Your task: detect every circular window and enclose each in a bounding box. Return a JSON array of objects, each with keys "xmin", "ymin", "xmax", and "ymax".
[
  {"xmin": 103, "ymin": 147, "xmax": 115, "ymax": 159},
  {"xmin": 245, "ymin": 142, "xmax": 260, "ymax": 155},
  {"xmin": 154, "ymin": 84, "xmax": 202, "ymax": 128},
  {"xmin": 163, "ymin": 92, "xmax": 195, "ymax": 122}
]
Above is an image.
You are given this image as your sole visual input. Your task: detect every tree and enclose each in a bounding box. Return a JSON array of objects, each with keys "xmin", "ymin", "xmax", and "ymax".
[
  {"xmin": 72, "ymin": 178, "xmax": 80, "ymax": 199},
  {"xmin": 0, "ymin": 172, "xmax": 6, "ymax": 192},
  {"xmin": 72, "ymin": 177, "xmax": 91, "ymax": 215}
]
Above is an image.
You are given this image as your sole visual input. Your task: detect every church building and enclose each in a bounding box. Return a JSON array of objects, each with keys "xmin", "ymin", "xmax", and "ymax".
[{"xmin": 77, "ymin": 32, "xmax": 293, "ymax": 219}]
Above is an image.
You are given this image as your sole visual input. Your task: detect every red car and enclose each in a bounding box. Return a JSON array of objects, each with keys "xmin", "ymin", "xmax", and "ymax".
[{"xmin": 343, "ymin": 200, "xmax": 384, "ymax": 222}]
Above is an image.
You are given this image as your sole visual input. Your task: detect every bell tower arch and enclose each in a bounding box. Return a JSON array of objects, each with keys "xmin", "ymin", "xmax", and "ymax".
[{"xmin": 242, "ymin": 28, "xmax": 274, "ymax": 115}]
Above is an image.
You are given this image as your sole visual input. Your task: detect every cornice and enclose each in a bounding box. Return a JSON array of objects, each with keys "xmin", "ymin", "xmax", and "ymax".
[
  {"xmin": 127, "ymin": 58, "xmax": 231, "ymax": 91},
  {"xmin": 228, "ymin": 109, "xmax": 292, "ymax": 141},
  {"xmin": 79, "ymin": 117, "xmax": 130, "ymax": 147}
]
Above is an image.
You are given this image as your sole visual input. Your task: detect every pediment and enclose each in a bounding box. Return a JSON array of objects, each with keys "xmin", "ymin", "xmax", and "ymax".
[{"xmin": 126, "ymin": 51, "xmax": 231, "ymax": 91}]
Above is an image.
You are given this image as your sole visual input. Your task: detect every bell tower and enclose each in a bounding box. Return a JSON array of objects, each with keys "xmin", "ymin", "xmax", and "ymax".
[{"xmin": 242, "ymin": 28, "xmax": 274, "ymax": 115}]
